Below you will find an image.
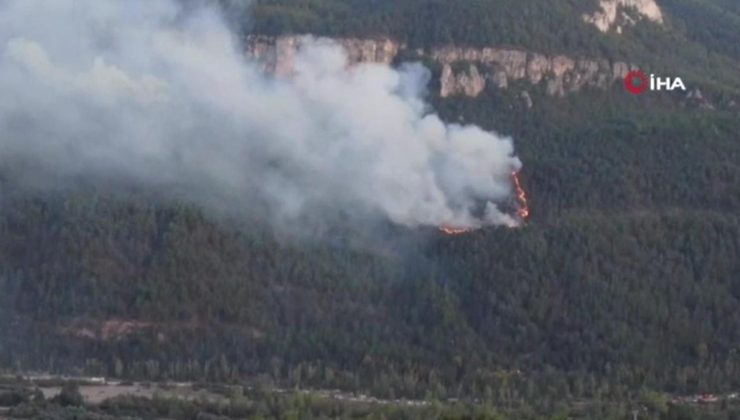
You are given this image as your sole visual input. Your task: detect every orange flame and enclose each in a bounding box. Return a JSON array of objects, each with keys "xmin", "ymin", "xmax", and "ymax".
[
  {"xmin": 439, "ymin": 169, "xmax": 530, "ymax": 235},
  {"xmin": 512, "ymin": 170, "xmax": 529, "ymax": 220},
  {"xmin": 438, "ymin": 226, "xmax": 473, "ymax": 235}
]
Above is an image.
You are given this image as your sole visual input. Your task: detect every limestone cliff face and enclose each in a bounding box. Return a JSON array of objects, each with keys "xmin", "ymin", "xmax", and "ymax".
[
  {"xmin": 246, "ymin": 35, "xmax": 633, "ymax": 98},
  {"xmin": 247, "ymin": 35, "xmax": 399, "ymax": 76},
  {"xmin": 440, "ymin": 64, "xmax": 487, "ymax": 97},
  {"xmin": 431, "ymin": 46, "xmax": 632, "ymax": 97},
  {"xmin": 583, "ymin": 0, "xmax": 664, "ymax": 33}
]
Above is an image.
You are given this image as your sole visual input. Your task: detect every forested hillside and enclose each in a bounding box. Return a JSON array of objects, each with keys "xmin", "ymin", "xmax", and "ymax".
[
  {"xmin": 248, "ymin": 0, "xmax": 605, "ymax": 52},
  {"xmin": 2, "ymin": 88, "xmax": 739, "ymax": 402},
  {"xmin": 2, "ymin": 0, "xmax": 740, "ymax": 418},
  {"xmin": 246, "ymin": 0, "xmax": 740, "ymax": 56},
  {"xmin": 247, "ymin": 0, "xmax": 740, "ymax": 96}
]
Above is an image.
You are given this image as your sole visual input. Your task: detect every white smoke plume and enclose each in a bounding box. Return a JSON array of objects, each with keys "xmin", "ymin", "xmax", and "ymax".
[{"xmin": 0, "ymin": 0, "xmax": 522, "ymax": 231}]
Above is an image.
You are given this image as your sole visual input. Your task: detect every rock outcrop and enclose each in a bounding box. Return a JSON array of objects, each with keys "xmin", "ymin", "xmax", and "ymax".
[
  {"xmin": 246, "ymin": 35, "xmax": 633, "ymax": 98},
  {"xmin": 440, "ymin": 64, "xmax": 486, "ymax": 97},
  {"xmin": 247, "ymin": 35, "xmax": 399, "ymax": 76},
  {"xmin": 430, "ymin": 46, "xmax": 632, "ymax": 97},
  {"xmin": 583, "ymin": 0, "xmax": 664, "ymax": 33},
  {"xmin": 686, "ymin": 89, "xmax": 715, "ymax": 110}
]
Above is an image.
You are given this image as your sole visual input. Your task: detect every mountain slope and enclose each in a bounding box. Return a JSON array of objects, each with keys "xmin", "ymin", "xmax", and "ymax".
[
  {"xmin": 1, "ymin": 1, "xmax": 739, "ymax": 416},
  {"xmin": 247, "ymin": 0, "xmax": 740, "ymax": 95}
]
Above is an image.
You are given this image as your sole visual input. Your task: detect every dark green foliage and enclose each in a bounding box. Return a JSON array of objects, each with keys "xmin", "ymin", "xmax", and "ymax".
[
  {"xmin": 1, "ymin": 95, "xmax": 739, "ymax": 402},
  {"xmin": 0, "ymin": 389, "xmax": 30, "ymax": 407},
  {"xmin": 1, "ymin": 0, "xmax": 740, "ymax": 415},
  {"xmin": 52, "ymin": 383, "xmax": 84, "ymax": 407},
  {"xmin": 660, "ymin": 0, "xmax": 740, "ymax": 60},
  {"xmin": 245, "ymin": 0, "xmax": 740, "ymax": 93},
  {"xmin": 249, "ymin": 0, "xmax": 607, "ymax": 54}
]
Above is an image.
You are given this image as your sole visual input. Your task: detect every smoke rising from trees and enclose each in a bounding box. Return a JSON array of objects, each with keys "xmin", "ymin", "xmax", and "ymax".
[{"xmin": 0, "ymin": 0, "xmax": 522, "ymax": 232}]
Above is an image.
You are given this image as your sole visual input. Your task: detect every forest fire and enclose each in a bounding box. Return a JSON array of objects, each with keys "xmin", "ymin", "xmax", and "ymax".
[
  {"xmin": 439, "ymin": 170, "xmax": 529, "ymax": 235},
  {"xmin": 512, "ymin": 170, "xmax": 529, "ymax": 220},
  {"xmin": 438, "ymin": 226, "xmax": 474, "ymax": 235}
]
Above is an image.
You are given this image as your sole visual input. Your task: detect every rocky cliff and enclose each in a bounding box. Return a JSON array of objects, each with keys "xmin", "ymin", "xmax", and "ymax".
[
  {"xmin": 430, "ymin": 46, "xmax": 632, "ymax": 97},
  {"xmin": 583, "ymin": 0, "xmax": 664, "ymax": 33},
  {"xmin": 246, "ymin": 35, "xmax": 633, "ymax": 98},
  {"xmin": 247, "ymin": 35, "xmax": 400, "ymax": 77}
]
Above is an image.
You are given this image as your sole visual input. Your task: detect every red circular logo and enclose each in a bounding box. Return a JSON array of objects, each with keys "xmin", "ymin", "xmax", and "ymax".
[{"xmin": 624, "ymin": 70, "xmax": 649, "ymax": 95}]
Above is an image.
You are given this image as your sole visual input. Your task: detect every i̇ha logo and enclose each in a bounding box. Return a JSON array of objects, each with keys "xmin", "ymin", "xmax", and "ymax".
[{"xmin": 624, "ymin": 70, "xmax": 686, "ymax": 95}]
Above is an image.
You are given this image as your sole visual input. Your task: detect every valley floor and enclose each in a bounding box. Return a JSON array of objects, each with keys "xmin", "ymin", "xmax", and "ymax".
[{"xmin": 2, "ymin": 373, "xmax": 740, "ymax": 419}]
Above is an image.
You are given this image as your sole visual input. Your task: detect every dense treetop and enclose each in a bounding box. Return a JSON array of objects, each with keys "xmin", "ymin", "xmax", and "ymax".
[{"xmin": 1, "ymin": 1, "xmax": 739, "ymax": 415}]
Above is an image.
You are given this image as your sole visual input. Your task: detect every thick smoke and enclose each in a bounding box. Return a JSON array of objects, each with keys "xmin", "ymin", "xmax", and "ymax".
[{"xmin": 0, "ymin": 0, "xmax": 522, "ymax": 231}]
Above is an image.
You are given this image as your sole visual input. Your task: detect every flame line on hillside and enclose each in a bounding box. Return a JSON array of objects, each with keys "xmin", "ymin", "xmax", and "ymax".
[
  {"xmin": 512, "ymin": 170, "xmax": 529, "ymax": 220},
  {"xmin": 439, "ymin": 170, "xmax": 529, "ymax": 235},
  {"xmin": 438, "ymin": 226, "xmax": 474, "ymax": 235}
]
